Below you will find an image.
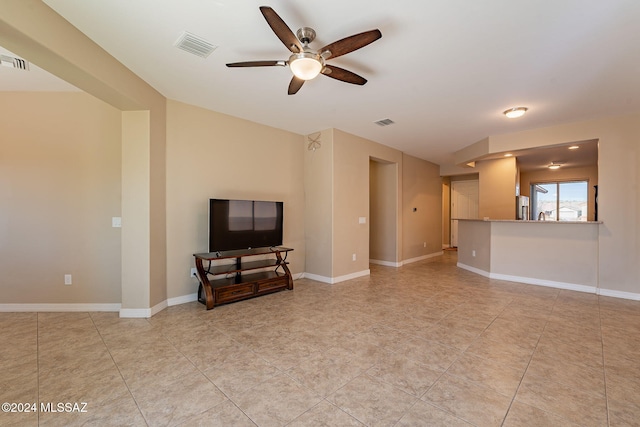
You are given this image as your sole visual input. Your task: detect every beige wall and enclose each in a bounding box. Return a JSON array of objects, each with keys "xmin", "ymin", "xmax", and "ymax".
[
  {"xmin": 476, "ymin": 157, "xmax": 517, "ymax": 219},
  {"xmin": 315, "ymin": 130, "xmax": 442, "ymax": 280},
  {"xmin": 121, "ymin": 111, "xmax": 151, "ymax": 309},
  {"xmin": 402, "ymin": 153, "xmax": 442, "ymax": 259},
  {"xmin": 0, "ymin": 92, "xmax": 121, "ymax": 303},
  {"xmin": 457, "ymin": 220, "xmax": 491, "ymax": 272},
  {"xmin": 458, "ymin": 113, "xmax": 640, "ymax": 295},
  {"xmin": 442, "ymin": 177, "xmax": 451, "ymax": 247},
  {"xmin": 457, "ymin": 220, "xmax": 599, "ymax": 290},
  {"xmin": 1, "ymin": 0, "xmax": 168, "ymax": 313},
  {"xmin": 521, "ymin": 164, "xmax": 598, "ymax": 221},
  {"xmin": 165, "ymin": 100, "xmax": 306, "ymax": 299},
  {"xmin": 304, "ymin": 130, "xmax": 334, "ymax": 278},
  {"xmin": 333, "ymin": 131, "xmax": 377, "ymax": 277},
  {"xmin": 370, "ymin": 160, "xmax": 397, "ymax": 263}
]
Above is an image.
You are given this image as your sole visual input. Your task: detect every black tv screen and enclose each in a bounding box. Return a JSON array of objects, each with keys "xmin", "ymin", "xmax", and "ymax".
[{"xmin": 209, "ymin": 199, "xmax": 283, "ymax": 252}]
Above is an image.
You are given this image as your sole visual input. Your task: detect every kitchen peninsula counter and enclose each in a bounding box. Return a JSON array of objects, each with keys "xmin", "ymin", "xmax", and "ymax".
[{"xmin": 456, "ymin": 219, "xmax": 601, "ymax": 293}]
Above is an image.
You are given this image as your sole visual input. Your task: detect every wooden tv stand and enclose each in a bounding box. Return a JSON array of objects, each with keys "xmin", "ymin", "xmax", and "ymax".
[{"xmin": 193, "ymin": 247, "xmax": 293, "ymax": 310}]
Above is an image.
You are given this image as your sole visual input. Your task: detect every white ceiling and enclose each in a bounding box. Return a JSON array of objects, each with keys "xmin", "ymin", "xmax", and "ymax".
[{"xmin": 6, "ymin": 1, "xmax": 640, "ymax": 167}]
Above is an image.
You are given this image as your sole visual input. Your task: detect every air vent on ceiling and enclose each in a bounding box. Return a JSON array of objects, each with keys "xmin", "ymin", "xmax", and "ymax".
[
  {"xmin": 0, "ymin": 54, "xmax": 29, "ymax": 70},
  {"xmin": 174, "ymin": 31, "xmax": 218, "ymax": 58},
  {"xmin": 374, "ymin": 118, "xmax": 395, "ymax": 127}
]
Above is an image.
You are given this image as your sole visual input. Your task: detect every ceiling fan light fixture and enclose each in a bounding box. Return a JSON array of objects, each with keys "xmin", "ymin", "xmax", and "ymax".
[
  {"xmin": 289, "ymin": 52, "xmax": 323, "ymax": 80},
  {"xmin": 503, "ymin": 107, "xmax": 528, "ymax": 119}
]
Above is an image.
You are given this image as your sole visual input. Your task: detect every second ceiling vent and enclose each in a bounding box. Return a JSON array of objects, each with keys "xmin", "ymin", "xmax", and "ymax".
[{"xmin": 174, "ymin": 31, "xmax": 218, "ymax": 58}]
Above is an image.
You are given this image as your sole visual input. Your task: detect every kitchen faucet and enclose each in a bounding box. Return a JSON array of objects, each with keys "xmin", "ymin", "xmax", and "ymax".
[{"xmin": 538, "ymin": 212, "xmax": 546, "ymax": 221}]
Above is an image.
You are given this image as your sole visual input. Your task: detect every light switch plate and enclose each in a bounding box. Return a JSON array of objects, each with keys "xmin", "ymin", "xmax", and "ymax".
[{"xmin": 112, "ymin": 217, "xmax": 122, "ymax": 228}]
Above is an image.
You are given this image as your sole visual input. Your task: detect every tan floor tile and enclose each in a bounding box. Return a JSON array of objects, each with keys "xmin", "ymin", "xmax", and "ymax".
[
  {"xmin": 464, "ymin": 334, "xmax": 534, "ymax": 372},
  {"xmin": 418, "ymin": 322, "xmax": 483, "ymax": 350},
  {"xmin": 287, "ymin": 400, "xmax": 364, "ymax": 426},
  {"xmin": 132, "ymin": 372, "xmax": 227, "ymax": 426},
  {"xmin": 0, "ymin": 411, "xmax": 38, "ymax": 427},
  {"xmin": 526, "ymin": 353, "xmax": 605, "ymax": 397},
  {"xmin": 286, "ymin": 347, "xmax": 365, "ymax": 397},
  {"xmin": 515, "ymin": 371, "xmax": 607, "ymax": 426},
  {"xmin": 203, "ymin": 350, "xmax": 280, "ymax": 398},
  {"xmin": 328, "ymin": 374, "xmax": 417, "ymax": 427},
  {"xmin": 503, "ymin": 401, "xmax": 582, "ymax": 427},
  {"xmin": 608, "ymin": 399, "xmax": 640, "ymax": 427},
  {"xmin": 366, "ymin": 352, "xmax": 441, "ymax": 397},
  {"xmin": 422, "ymin": 373, "xmax": 512, "ymax": 426},
  {"xmin": 257, "ymin": 338, "xmax": 323, "ymax": 371},
  {"xmin": 6, "ymin": 252, "xmax": 640, "ymax": 425},
  {"xmin": 446, "ymin": 352, "xmax": 524, "ymax": 397},
  {"xmin": 479, "ymin": 318, "xmax": 543, "ymax": 350},
  {"xmin": 394, "ymin": 335, "xmax": 462, "ymax": 372},
  {"xmin": 37, "ymin": 395, "xmax": 146, "ymax": 427},
  {"xmin": 234, "ymin": 373, "xmax": 322, "ymax": 427},
  {"xmin": 605, "ymin": 365, "xmax": 640, "ymax": 408},
  {"xmin": 355, "ymin": 324, "xmax": 410, "ymax": 349},
  {"xmin": 177, "ymin": 400, "xmax": 256, "ymax": 427},
  {"xmin": 177, "ymin": 334, "xmax": 250, "ymax": 371},
  {"xmin": 396, "ymin": 400, "xmax": 472, "ymax": 426},
  {"xmin": 0, "ymin": 374, "xmax": 38, "ymax": 410},
  {"xmin": 533, "ymin": 336, "xmax": 603, "ymax": 370},
  {"xmin": 39, "ymin": 363, "xmax": 132, "ymax": 410}
]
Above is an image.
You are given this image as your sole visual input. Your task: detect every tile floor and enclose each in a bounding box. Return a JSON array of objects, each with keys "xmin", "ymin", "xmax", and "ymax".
[{"xmin": 1, "ymin": 251, "xmax": 640, "ymax": 426}]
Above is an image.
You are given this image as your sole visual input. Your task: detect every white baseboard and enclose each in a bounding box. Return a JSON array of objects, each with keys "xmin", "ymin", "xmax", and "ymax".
[
  {"xmin": 403, "ymin": 251, "xmax": 443, "ymax": 266},
  {"xmin": 118, "ymin": 308, "xmax": 150, "ymax": 318},
  {"xmin": 457, "ymin": 262, "xmax": 491, "ymax": 278},
  {"xmin": 490, "ymin": 272, "xmax": 596, "ymax": 294},
  {"xmin": 167, "ymin": 293, "xmax": 198, "ymax": 306},
  {"xmin": 457, "ymin": 262, "xmax": 640, "ymax": 300},
  {"xmin": 370, "ymin": 251, "xmax": 443, "ymax": 268},
  {"xmin": 597, "ymin": 288, "xmax": 640, "ymax": 300},
  {"xmin": 370, "ymin": 259, "xmax": 403, "ymax": 267},
  {"xmin": 303, "ymin": 269, "xmax": 370, "ymax": 284},
  {"xmin": 0, "ymin": 303, "xmax": 121, "ymax": 312}
]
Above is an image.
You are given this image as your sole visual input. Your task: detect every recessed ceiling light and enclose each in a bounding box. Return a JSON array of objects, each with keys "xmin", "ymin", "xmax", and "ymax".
[
  {"xmin": 568, "ymin": 145, "xmax": 579, "ymax": 150},
  {"xmin": 503, "ymin": 107, "xmax": 528, "ymax": 119},
  {"xmin": 504, "ymin": 153, "xmax": 513, "ymax": 157},
  {"xmin": 548, "ymin": 162, "xmax": 562, "ymax": 170}
]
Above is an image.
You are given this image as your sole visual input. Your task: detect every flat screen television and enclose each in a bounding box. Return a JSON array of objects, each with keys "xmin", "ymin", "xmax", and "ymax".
[{"xmin": 209, "ymin": 199, "xmax": 283, "ymax": 252}]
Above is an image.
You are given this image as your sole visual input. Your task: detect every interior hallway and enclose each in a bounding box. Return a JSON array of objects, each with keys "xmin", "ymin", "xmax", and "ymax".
[{"xmin": 1, "ymin": 251, "xmax": 638, "ymax": 426}]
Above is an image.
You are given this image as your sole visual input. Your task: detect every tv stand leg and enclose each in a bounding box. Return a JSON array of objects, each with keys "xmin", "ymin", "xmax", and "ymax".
[
  {"xmin": 195, "ymin": 257, "xmax": 215, "ymax": 310},
  {"xmin": 275, "ymin": 251, "xmax": 293, "ymax": 290},
  {"xmin": 235, "ymin": 257, "xmax": 242, "ymax": 283}
]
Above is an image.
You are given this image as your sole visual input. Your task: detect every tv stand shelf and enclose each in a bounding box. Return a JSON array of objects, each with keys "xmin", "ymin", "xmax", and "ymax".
[{"xmin": 193, "ymin": 247, "xmax": 293, "ymax": 310}]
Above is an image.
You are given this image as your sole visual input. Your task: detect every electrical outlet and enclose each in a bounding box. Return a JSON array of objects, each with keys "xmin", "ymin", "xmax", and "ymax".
[
  {"xmin": 190, "ymin": 268, "xmax": 197, "ymax": 278},
  {"xmin": 472, "ymin": 250, "xmax": 476, "ymax": 257},
  {"xmin": 64, "ymin": 274, "xmax": 72, "ymax": 285},
  {"xmin": 423, "ymin": 242, "xmax": 427, "ymax": 248},
  {"xmin": 352, "ymin": 253, "xmax": 357, "ymax": 261}
]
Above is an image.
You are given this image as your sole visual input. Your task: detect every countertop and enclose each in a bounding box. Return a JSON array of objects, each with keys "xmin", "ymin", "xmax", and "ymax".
[{"xmin": 454, "ymin": 218, "xmax": 602, "ymax": 224}]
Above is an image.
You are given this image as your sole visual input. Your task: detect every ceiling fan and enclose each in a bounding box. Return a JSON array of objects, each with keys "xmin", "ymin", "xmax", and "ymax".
[{"xmin": 226, "ymin": 6, "xmax": 382, "ymax": 95}]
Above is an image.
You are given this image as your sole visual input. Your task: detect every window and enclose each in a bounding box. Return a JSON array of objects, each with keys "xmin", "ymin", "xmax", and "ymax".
[{"xmin": 531, "ymin": 180, "xmax": 588, "ymax": 221}]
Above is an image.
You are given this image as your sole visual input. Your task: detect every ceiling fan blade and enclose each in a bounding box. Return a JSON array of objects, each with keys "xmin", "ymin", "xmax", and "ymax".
[
  {"xmin": 226, "ymin": 60, "xmax": 286, "ymax": 67},
  {"xmin": 227, "ymin": 61, "xmax": 287, "ymax": 67},
  {"xmin": 288, "ymin": 76, "xmax": 305, "ymax": 95},
  {"xmin": 322, "ymin": 65, "xmax": 367, "ymax": 85},
  {"xmin": 259, "ymin": 6, "xmax": 303, "ymax": 54},
  {"xmin": 320, "ymin": 29, "xmax": 382, "ymax": 60}
]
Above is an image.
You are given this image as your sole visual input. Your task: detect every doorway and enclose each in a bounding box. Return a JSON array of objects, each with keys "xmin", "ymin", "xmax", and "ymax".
[
  {"xmin": 451, "ymin": 179, "xmax": 479, "ymax": 247},
  {"xmin": 369, "ymin": 159, "xmax": 398, "ymax": 265}
]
